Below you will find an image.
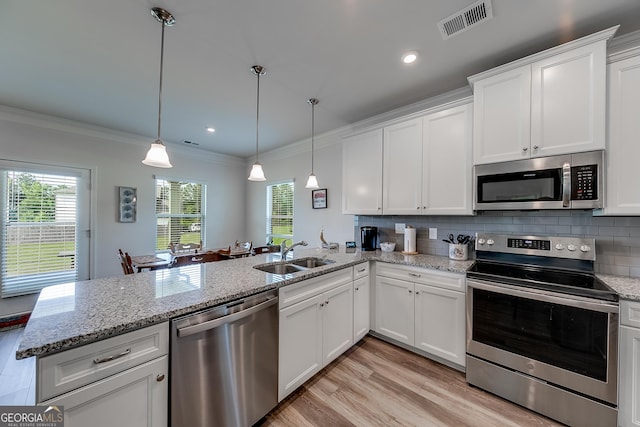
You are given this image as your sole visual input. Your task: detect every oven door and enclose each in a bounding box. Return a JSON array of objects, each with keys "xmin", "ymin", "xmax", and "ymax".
[{"xmin": 466, "ymin": 279, "xmax": 618, "ymax": 405}]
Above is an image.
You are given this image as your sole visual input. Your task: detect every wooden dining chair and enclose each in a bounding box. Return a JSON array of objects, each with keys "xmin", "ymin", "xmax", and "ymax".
[
  {"xmin": 118, "ymin": 249, "xmax": 134, "ymax": 275},
  {"xmin": 253, "ymin": 245, "xmax": 280, "ymax": 254}
]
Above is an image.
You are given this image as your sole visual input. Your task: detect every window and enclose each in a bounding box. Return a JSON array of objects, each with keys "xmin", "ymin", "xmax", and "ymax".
[
  {"xmin": 155, "ymin": 178, "xmax": 205, "ymax": 251},
  {"xmin": 1, "ymin": 162, "xmax": 90, "ymax": 298},
  {"xmin": 266, "ymin": 181, "xmax": 294, "ymax": 245}
]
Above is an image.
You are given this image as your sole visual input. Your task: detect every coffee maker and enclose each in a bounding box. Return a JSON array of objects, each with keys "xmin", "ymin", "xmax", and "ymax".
[{"xmin": 360, "ymin": 226, "xmax": 378, "ymax": 251}]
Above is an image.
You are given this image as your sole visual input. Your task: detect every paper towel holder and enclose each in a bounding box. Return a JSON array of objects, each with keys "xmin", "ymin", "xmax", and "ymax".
[{"xmin": 402, "ymin": 225, "xmax": 419, "ymax": 255}]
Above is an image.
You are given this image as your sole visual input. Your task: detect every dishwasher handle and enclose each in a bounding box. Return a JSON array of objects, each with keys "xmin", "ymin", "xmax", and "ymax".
[{"xmin": 176, "ymin": 295, "xmax": 278, "ymax": 338}]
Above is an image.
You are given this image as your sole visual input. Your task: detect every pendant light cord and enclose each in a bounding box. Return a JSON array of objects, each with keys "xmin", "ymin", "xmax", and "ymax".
[
  {"xmin": 157, "ymin": 19, "xmax": 166, "ymax": 142},
  {"xmin": 310, "ymin": 101, "xmax": 315, "ymax": 174},
  {"xmin": 255, "ymin": 71, "xmax": 261, "ymax": 162}
]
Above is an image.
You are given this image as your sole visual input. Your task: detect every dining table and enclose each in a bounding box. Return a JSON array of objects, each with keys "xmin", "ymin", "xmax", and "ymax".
[{"xmin": 130, "ymin": 248, "xmax": 252, "ymax": 272}]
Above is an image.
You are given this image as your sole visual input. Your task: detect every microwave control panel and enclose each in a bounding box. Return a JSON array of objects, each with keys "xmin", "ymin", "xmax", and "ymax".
[{"xmin": 571, "ymin": 165, "xmax": 597, "ymax": 200}]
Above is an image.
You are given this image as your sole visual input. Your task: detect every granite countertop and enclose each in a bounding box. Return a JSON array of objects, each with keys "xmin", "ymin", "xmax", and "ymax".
[
  {"xmin": 17, "ymin": 248, "xmax": 470, "ymax": 360},
  {"xmin": 597, "ymin": 274, "xmax": 640, "ymax": 302}
]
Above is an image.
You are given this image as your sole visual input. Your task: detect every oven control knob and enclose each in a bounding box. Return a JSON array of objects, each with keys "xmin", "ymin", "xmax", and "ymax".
[
  {"xmin": 580, "ymin": 245, "xmax": 592, "ymax": 252},
  {"xmin": 555, "ymin": 244, "xmax": 564, "ymax": 251},
  {"xmin": 477, "ymin": 239, "xmax": 486, "ymax": 246},
  {"xmin": 567, "ymin": 244, "xmax": 577, "ymax": 251},
  {"xmin": 486, "ymin": 239, "xmax": 495, "ymax": 246}
]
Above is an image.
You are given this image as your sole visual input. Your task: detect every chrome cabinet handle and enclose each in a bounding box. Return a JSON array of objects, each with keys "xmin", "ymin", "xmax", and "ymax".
[
  {"xmin": 408, "ymin": 289, "xmax": 413, "ymax": 294},
  {"xmin": 355, "ymin": 287, "xmax": 359, "ymax": 291},
  {"xmin": 533, "ymin": 145, "xmax": 539, "ymax": 150},
  {"xmin": 522, "ymin": 147, "xmax": 528, "ymax": 152},
  {"xmin": 319, "ymin": 302, "xmax": 324, "ymax": 307},
  {"xmin": 93, "ymin": 348, "xmax": 131, "ymax": 364},
  {"xmin": 357, "ymin": 268, "xmax": 366, "ymax": 273},
  {"xmin": 415, "ymin": 291, "xmax": 420, "ymax": 295},
  {"xmin": 408, "ymin": 272, "xmax": 421, "ymax": 278},
  {"xmin": 156, "ymin": 374, "xmax": 165, "ymax": 382},
  {"xmin": 325, "ymin": 300, "xmax": 330, "ymax": 305}
]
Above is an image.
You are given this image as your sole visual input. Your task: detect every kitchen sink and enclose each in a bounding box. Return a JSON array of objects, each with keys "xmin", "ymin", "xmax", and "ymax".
[
  {"xmin": 288, "ymin": 257, "xmax": 335, "ymax": 268},
  {"xmin": 253, "ymin": 257, "xmax": 335, "ymax": 275}
]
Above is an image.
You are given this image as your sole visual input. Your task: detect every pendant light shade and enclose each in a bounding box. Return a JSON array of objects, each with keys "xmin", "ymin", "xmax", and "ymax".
[
  {"xmin": 248, "ymin": 65, "xmax": 267, "ymax": 181},
  {"xmin": 142, "ymin": 7, "xmax": 175, "ymax": 168},
  {"xmin": 305, "ymin": 98, "xmax": 320, "ymax": 189}
]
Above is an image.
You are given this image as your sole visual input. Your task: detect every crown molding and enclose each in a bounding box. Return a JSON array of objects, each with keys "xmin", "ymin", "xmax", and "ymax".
[
  {"xmin": 608, "ymin": 29, "xmax": 640, "ymax": 63},
  {"xmin": 0, "ymin": 104, "xmax": 244, "ymax": 167}
]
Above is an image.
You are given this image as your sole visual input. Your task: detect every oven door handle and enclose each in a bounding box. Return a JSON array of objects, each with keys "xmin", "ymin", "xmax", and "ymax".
[{"xmin": 467, "ymin": 279, "xmax": 618, "ymax": 313}]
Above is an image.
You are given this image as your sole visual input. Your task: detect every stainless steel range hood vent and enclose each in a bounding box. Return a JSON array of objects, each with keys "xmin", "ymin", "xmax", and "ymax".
[{"xmin": 438, "ymin": 0, "xmax": 493, "ymax": 40}]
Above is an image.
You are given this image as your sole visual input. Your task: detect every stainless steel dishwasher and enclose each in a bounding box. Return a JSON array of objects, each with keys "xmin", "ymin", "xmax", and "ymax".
[{"xmin": 170, "ymin": 289, "xmax": 278, "ymax": 427}]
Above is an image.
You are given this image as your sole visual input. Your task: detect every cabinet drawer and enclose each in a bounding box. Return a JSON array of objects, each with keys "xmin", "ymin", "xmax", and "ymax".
[
  {"xmin": 279, "ymin": 268, "xmax": 353, "ymax": 309},
  {"xmin": 621, "ymin": 300, "xmax": 640, "ymax": 328},
  {"xmin": 353, "ymin": 262, "xmax": 370, "ymax": 280},
  {"xmin": 38, "ymin": 322, "xmax": 169, "ymax": 402},
  {"xmin": 376, "ymin": 263, "xmax": 464, "ymax": 292}
]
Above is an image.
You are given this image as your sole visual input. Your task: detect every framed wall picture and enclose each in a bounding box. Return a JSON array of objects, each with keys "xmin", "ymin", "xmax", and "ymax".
[
  {"xmin": 118, "ymin": 186, "xmax": 137, "ymax": 222},
  {"xmin": 312, "ymin": 188, "xmax": 327, "ymax": 209}
]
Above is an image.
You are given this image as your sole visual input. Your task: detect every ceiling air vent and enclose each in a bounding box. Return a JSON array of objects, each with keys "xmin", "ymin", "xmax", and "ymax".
[{"xmin": 437, "ymin": 0, "xmax": 493, "ymax": 40}]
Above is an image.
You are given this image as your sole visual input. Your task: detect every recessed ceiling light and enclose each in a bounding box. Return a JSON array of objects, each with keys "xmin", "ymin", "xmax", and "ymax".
[
  {"xmin": 402, "ymin": 51, "xmax": 418, "ymax": 64},
  {"xmin": 206, "ymin": 127, "xmax": 215, "ymax": 133}
]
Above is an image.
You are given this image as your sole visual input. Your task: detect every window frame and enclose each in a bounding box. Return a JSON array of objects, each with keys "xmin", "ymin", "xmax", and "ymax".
[{"xmin": 266, "ymin": 180, "xmax": 294, "ymax": 246}]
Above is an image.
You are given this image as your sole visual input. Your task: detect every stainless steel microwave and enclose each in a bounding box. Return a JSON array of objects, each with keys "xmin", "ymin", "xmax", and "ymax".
[{"xmin": 473, "ymin": 151, "xmax": 604, "ymax": 210}]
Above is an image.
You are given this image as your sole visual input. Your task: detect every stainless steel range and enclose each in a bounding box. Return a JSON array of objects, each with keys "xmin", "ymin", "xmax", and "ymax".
[{"xmin": 466, "ymin": 233, "xmax": 619, "ymax": 427}]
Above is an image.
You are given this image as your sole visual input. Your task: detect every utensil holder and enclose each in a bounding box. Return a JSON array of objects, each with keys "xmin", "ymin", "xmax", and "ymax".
[{"xmin": 449, "ymin": 243, "xmax": 468, "ymax": 261}]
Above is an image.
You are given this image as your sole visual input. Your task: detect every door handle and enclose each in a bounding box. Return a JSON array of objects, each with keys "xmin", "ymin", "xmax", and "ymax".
[{"xmin": 562, "ymin": 161, "xmax": 571, "ymax": 208}]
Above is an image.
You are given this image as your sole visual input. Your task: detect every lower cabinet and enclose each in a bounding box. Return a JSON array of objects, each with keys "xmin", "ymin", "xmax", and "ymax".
[
  {"xmin": 619, "ymin": 299, "xmax": 640, "ymax": 426},
  {"xmin": 41, "ymin": 356, "xmax": 168, "ymax": 427},
  {"xmin": 374, "ymin": 263, "xmax": 466, "ymax": 368},
  {"xmin": 278, "ymin": 268, "xmax": 354, "ymax": 401},
  {"xmin": 36, "ymin": 322, "xmax": 169, "ymax": 427},
  {"xmin": 353, "ymin": 275, "xmax": 370, "ymax": 342}
]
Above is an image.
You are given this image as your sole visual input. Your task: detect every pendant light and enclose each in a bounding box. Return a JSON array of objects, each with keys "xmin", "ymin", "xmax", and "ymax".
[
  {"xmin": 142, "ymin": 7, "xmax": 175, "ymax": 168},
  {"xmin": 248, "ymin": 65, "xmax": 267, "ymax": 181},
  {"xmin": 305, "ymin": 98, "xmax": 320, "ymax": 189}
]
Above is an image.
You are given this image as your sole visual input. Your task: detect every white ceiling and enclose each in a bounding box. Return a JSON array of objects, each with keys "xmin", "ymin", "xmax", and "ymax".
[{"xmin": 2, "ymin": 0, "xmax": 640, "ymax": 159}]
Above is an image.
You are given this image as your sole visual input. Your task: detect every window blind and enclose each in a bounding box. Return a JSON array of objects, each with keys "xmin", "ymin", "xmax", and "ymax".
[
  {"xmin": 266, "ymin": 182, "xmax": 294, "ymax": 245},
  {"xmin": 1, "ymin": 170, "xmax": 78, "ymax": 297},
  {"xmin": 155, "ymin": 179, "xmax": 205, "ymax": 251}
]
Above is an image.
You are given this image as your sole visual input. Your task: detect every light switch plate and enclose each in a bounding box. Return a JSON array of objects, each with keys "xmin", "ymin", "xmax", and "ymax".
[
  {"xmin": 429, "ymin": 228, "xmax": 437, "ymax": 239},
  {"xmin": 395, "ymin": 223, "xmax": 405, "ymax": 234}
]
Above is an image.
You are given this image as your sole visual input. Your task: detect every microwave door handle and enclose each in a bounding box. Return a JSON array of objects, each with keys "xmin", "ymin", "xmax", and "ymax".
[{"xmin": 562, "ymin": 162, "xmax": 571, "ymax": 207}]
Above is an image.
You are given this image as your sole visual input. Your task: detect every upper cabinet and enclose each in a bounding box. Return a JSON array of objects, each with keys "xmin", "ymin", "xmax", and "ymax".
[
  {"xmin": 469, "ymin": 26, "xmax": 617, "ymax": 165},
  {"xmin": 342, "ymin": 128, "xmax": 383, "ymax": 214},
  {"xmin": 600, "ymin": 46, "xmax": 640, "ymax": 215},
  {"xmin": 343, "ymin": 100, "xmax": 473, "ymax": 216}
]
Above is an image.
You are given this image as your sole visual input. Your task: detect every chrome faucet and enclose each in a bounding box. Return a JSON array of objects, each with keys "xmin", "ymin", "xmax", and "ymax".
[{"xmin": 280, "ymin": 240, "xmax": 308, "ymax": 259}]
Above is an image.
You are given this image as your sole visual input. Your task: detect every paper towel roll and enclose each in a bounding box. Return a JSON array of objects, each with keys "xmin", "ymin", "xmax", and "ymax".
[{"xmin": 404, "ymin": 226, "xmax": 416, "ymax": 253}]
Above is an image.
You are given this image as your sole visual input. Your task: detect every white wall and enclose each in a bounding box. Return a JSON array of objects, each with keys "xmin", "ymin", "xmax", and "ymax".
[
  {"xmin": 245, "ymin": 131, "xmax": 355, "ymax": 248},
  {"xmin": 0, "ymin": 106, "xmax": 247, "ymax": 317}
]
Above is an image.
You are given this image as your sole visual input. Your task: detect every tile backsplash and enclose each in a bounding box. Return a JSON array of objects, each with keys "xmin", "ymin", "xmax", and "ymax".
[{"xmin": 355, "ymin": 210, "xmax": 640, "ymax": 278}]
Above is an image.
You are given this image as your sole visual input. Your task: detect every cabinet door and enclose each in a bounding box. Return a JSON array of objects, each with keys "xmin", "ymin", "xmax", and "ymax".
[
  {"xmin": 353, "ymin": 276, "xmax": 370, "ymax": 342},
  {"xmin": 414, "ymin": 284, "xmax": 466, "ymax": 367},
  {"xmin": 342, "ymin": 129, "xmax": 383, "ymax": 214},
  {"xmin": 620, "ymin": 325, "xmax": 640, "ymax": 426},
  {"xmin": 422, "ymin": 103, "xmax": 473, "ymax": 215},
  {"xmin": 322, "ymin": 282, "xmax": 354, "ymax": 365},
  {"xmin": 530, "ymin": 41, "xmax": 606, "ymax": 158},
  {"xmin": 382, "ymin": 118, "xmax": 423, "ymax": 214},
  {"xmin": 472, "ymin": 65, "xmax": 531, "ymax": 164},
  {"xmin": 278, "ymin": 294, "xmax": 324, "ymax": 401},
  {"xmin": 603, "ymin": 55, "xmax": 640, "ymax": 215},
  {"xmin": 374, "ymin": 276, "xmax": 414, "ymax": 346},
  {"xmin": 41, "ymin": 356, "xmax": 168, "ymax": 427}
]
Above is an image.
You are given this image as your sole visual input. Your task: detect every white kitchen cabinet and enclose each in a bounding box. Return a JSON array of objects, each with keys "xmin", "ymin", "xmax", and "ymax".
[
  {"xmin": 41, "ymin": 356, "xmax": 168, "ymax": 427},
  {"xmin": 36, "ymin": 322, "xmax": 169, "ymax": 427},
  {"xmin": 374, "ymin": 263, "xmax": 466, "ymax": 368},
  {"xmin": 342, "ymin": 128, "xmax": 383, "ymax": 214},
  {"xmin": 382, "ymin": 118, "xmax": 423, "ymax": 215},
  {"xmin": 470, "ymin": 27, "xmax": 615, "ymax": 165},
  {"xmin": 414, "ymin": 283, "xmax": 466, "ymax": 367},
  {"xmin": 619, "ymin": 299, "xmax": 640, "ymax": 426},
  {"xmin": 422, "ymin": 102, "xmax": 473, "ymax": 215},
  {"xmin": 601, "ymin": 53, "xmax": 640, "ymax": 215},
  {"xmin": 353, "ymin": 275, "xmax": 370, "ymax": 342},
  {"xmin": 278, "ymin": 268, "xmax": 353, "ymax": 401}
]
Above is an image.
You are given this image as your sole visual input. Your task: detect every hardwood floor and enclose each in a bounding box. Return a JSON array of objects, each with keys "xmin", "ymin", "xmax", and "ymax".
[
  {"xmin": 0, "ymin": 328, "xmax": 561, "ymax": 426},
  {"xmin": 0, "ymin": 327, "xmax": 35, "ymax": 405},
  {"xmin": 260, "ymin": 336, "xmax": 563, "ymax": 427}
]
